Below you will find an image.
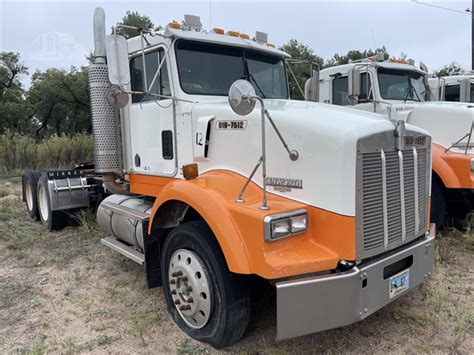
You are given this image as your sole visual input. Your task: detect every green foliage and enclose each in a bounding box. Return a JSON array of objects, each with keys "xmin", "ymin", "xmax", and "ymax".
[
  {"xmin": 28, "ymin": 66, "xmax": 91, "ymax": 136},
  {"xmin": 0, "ymin": 133, "xmax": 93, "ymax": 174},
  {"xmin": 435, "ymin": 62, "xmax": 464, "ymax": 77},
  {"xmin": 326, "ymin": 46, "xmax": 390, "ymax": 66},
  {"xmin": 0, "ymin": 52, "xmax": 33, "ymax": 135},
  {"xmin": 111, "ymin": 11, "xmax": 159, "ymax": 39},
  {"xmin": 280, "ymin": 39, "xmax": 324, "ymax": 100}
]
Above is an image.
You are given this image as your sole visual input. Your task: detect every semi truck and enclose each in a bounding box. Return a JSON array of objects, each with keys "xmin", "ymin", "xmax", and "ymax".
[
  {"xmin": 308, "ymin": 57, "xmax": 474, "ymax": 227},
  {"xmin": 428, "ymin": 74, "xmax": 474, "ymax": 103},
  {"xmin": 21, "ymin": 9, "xmax": 435, "ymax": 348}
]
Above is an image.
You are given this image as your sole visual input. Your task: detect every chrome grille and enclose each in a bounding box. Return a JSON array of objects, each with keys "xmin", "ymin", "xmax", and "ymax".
[{"xmin": 360, "ymin": 146, "xmax": 429, "ymax": 258}]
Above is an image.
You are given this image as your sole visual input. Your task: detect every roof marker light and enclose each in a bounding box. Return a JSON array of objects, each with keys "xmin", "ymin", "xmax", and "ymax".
[
  {"xmin": 239, "ymin": 33, "xmax": 250, "ymax": 40},
  {"xmin": 227, "ymin": 30, "xmax": 239, "ymax": 37},
  {"xmin": 212, "ymin": 28, "xmax": 225, "ymax": 35},
  {"xmin": 168, "ymin": 21, "xmax": 181, "ymax": 30},
  {"xmin": 267, "ymin": 43, "xmax": 275, "ymax": 48}
]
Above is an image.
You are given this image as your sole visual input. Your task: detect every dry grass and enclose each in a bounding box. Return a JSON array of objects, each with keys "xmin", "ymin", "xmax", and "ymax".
[{"xmin": 0, "ymin": 133, "xmax": 93, "ymax": 176}]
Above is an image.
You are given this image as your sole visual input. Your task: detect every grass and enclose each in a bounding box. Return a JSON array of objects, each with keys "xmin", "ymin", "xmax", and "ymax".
[
  {"xmin": 0, "ymin": 132, "xmax": 93, "ymax": 176},
  {"xmin": 176, "ymin": 339, "xmax": 208, "ymax": 355},
  {"xmin": 0, "ymin": 197, "xmax": 102, "ymax": 268}
]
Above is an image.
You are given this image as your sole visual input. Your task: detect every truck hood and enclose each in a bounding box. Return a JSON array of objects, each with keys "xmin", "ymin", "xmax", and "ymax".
[
  {"xmin": 187, "ymin": 99, "xmax": 428, "ymax": 216},
  {"xmin": 387, "ymin": 102, "xmax": 474, "ymax": 153}
]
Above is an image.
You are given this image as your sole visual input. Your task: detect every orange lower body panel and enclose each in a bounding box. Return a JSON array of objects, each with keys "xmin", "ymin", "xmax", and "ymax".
[{"xmin": 130, "ymin": 170, "xmax": 356, "ymax": 279}]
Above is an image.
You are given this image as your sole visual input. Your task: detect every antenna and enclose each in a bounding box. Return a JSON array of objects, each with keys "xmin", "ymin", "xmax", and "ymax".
[
  {"xmin": 371, "ymin": 27, "xmax": 377, "ymax": 50},
  {"xmin": 209, "ymin": 0, "xmax": 212, "ymax": 31}
]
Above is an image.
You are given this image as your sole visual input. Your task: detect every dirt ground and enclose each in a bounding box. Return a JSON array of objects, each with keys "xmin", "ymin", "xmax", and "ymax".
[{"xmin": 0, "ymin": 176, "xmax": 473, "ymax": 354}]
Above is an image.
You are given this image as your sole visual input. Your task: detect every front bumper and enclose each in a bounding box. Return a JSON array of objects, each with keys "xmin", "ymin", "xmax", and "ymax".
[{"xmin": 276, "ymin": 224, "xmax": 436, "ymax": 340}]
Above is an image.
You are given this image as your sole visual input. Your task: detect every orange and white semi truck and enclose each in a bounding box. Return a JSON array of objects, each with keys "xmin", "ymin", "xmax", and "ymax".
[
  {"xmin": 309, "ymin": 57, "xmax": 474, "ymax": 227},
  {"xmin": 22, "ymin": 9, "xmax": 435, "ymax": 348}
]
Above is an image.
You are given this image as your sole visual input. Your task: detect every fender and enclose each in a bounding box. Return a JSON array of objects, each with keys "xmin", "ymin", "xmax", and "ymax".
[
  {"xmin": 432, "ymin": 143, "xmax": 474, "ymax": 189},
  {"xmin": 142, "ymin": 170, "xmax": 354, "ymax": 279}
]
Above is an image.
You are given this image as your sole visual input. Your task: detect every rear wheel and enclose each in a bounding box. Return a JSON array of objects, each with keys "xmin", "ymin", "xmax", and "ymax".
[
  {"xmin": 37, "ymin": 174, "xmax": 68, "ymax": 230},
  {"xmin": 23, "ymin": 170, "xmax": 41, "ymax": 220},
  {"xmin": 430, "ymin": 180, "xmax": 446, "ymax": 229},
  {"xmin": 161, "ymin": 221, "xmax": 250, "ymax": 348}
]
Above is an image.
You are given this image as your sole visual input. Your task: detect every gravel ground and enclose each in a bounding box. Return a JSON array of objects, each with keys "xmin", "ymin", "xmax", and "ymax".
[{"xmin": 0, "ymin": 176, "xmax": 473, "ymax": 354}]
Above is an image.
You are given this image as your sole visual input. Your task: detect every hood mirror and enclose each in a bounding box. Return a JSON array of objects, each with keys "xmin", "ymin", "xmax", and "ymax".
[{"xmin": 228, "ymin": 79, "xmax": 256, "ymax": 116}]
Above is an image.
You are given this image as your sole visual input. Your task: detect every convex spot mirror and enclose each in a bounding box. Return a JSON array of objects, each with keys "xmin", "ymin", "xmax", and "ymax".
[
  {"xmin": 228, "ymin": 79, "xmax": 256, "ymax": 116},
  {"xmin": 107, "ymin": 86, "xmax": 129, "ymax": 108},
  {"xmin": 105, "ymin": 35, "xmax": 131, "ymax": 86}
]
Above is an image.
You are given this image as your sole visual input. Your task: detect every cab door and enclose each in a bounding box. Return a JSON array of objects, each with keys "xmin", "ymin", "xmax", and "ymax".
[{"xmin": 129, "ymin": 47, "xmax": 176, "ymax": 176}]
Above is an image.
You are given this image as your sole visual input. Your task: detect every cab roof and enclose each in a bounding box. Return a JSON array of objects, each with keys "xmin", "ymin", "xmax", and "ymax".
[{"xmin": 127, "ymin": 26, "xmax": 290, "ymax": 59}]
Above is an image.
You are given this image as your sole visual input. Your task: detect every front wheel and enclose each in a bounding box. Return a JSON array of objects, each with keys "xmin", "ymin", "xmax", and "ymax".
[{"xmin": 161, "ymin": 221, "xmax": 250, "ymax": 349}]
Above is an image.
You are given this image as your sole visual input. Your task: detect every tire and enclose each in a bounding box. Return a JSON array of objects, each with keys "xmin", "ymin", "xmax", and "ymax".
[
  {"xmin": 161, "ymin": 221, "xmax": 250, "ymax": 349},
  {"xmin": 23, "ymin": 170, "xmax": 41, "ymax": 220},
  {"xmin": 37, "ymin": 173, "xmax": 68, "ymax": 231},
  {"xmin": 430, "ymin": 180, "xmax": 446, "ymax": 229}
]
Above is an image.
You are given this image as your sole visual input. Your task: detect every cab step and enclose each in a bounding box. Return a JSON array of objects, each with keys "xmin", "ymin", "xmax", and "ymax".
[{"xmin": 100, "ymin": 236, "xmax": 145, "ymax": 265}]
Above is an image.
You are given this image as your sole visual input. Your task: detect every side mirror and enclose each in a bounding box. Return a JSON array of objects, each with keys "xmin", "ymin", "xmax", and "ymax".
[
  {"xmin": 228, "ymin": 80, "xmax": 256, "ymax": 116},
  {"xmin": 304, "ymin": 70, "xmax": 319, "ymax": 102},
  {"xmin": 460, "ymin": 79, "xmax": 471, "ymax": 103},
  {"xmin": 105, "ymin": 35, "xmax": 131, "ymax": 86},
  {"xmin": 348, "ymin": 66, "xmax": 360, "ymax": 105}
]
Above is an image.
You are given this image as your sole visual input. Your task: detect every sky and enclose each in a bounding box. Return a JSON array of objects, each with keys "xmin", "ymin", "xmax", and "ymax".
[{"xmin": 0, "ymin": 0, "xmax": 471, "ymax": 87}]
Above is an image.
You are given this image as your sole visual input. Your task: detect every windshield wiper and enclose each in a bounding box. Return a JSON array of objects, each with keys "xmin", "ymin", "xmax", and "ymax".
[{"xmin": 244, "ymin": 59, "xmax": 266, "ymax": 98}]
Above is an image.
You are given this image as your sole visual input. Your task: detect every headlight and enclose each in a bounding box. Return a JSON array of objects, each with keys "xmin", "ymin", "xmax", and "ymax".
[
  {"xmin": 471, "ymin": 158, "xmax": 474, "ymax": 172},
  {"xmin": 264, "ymin": 209, "xmax": 308, "ymax": 241}
]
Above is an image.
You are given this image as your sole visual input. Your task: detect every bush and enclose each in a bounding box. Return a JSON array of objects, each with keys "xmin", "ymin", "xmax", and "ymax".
[{"xmin": 0, "ymin": 132, "xmax": 93, "ymax": 175}]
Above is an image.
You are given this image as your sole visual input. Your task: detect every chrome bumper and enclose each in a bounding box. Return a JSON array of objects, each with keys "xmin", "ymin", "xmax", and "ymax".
[{"xmin": 276, "ymin": 224, "xmax": 436, "ymax": 340}]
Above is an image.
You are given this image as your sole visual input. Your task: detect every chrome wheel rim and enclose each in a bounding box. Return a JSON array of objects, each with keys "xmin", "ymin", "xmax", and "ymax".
[
  {"xmin": 25, "ymin": 181, "xmax": 33, "ymax": 211},
  {"xmin": 168, "ymin": 249, "xmax": 211, "ymax": 329},
  {"xmin": 38, "ymin": 184, "xmax": 49, "ymax": 222}
]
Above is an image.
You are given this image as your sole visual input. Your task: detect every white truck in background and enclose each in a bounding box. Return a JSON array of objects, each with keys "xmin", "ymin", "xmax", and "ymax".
[
  {"xmin": 428, "ymin": 74, "xmax": 474, "ymax": 103},
  {"xmin": 21, "ymin": 9, "xmax": 436, "ymax": 348},
  {"xmin": 306, "ymin": 57, "xmax": 474, "ymax": 227}
]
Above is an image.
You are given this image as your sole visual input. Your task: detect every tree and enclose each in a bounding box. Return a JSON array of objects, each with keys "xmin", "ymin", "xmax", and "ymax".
[
  {"xmin": 326, "ymin": 46, "xmax": 390, "ymax": 66},
  {"xmin": 111, "ymin": 11, "xmax": 159, "ymax": 39},
  {"xmin": 0, "ymin": 52, "xmax": 33, "ymax": 134},
  {"xmin": 434, "ymin": 62, "xmax": 464, "ymax": 77},
  {"xmin": 280, "ymin": 39, "xmax": 324, "ymax": 100},
  {"xmin": 28, "ymin": 66, "xmax": 91, "ymax": 137}
]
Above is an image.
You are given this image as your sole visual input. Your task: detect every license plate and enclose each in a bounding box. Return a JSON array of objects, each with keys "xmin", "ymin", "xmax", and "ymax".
[{"xmin": 389, "ymin": 269, "xmax": 410, "ymax": 298}]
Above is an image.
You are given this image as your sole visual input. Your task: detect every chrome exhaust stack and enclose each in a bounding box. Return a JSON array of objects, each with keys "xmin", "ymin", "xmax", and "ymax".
[{"xmin": 90, "ymin": 7, "xmax": 128, "ymax": 193}]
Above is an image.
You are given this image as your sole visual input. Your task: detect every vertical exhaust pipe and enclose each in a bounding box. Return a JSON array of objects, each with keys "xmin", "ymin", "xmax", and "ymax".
[{"xmin": 90, "ymin": 7, "xmax": 129, "ymax": 194}]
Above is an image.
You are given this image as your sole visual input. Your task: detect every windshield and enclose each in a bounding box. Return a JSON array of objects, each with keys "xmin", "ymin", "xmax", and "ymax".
[
  {"xmin": 377, "ymin": 68, "xmax": 427, "ymax": 101},
  {"xmin": 175, "ymin": 40, "xmax": 288, "ymax": 98}
]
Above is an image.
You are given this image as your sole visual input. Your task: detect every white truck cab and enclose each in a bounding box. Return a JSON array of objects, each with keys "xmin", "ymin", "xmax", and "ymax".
[
  {"xmin": 428, "ymin": 74, "xmax": 474, "ymax": 103},
  {"xmin": 312, "ymin": 58, "xmax": 474, "ymax": 226}
]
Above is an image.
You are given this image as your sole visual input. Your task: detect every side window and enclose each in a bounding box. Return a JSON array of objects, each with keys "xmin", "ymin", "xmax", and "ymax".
[
  {"xmin": 332, "ymin": 76, "xmax": 348, "ymax": 106},
  {"xmin": 360, "ymin": 72, "xmax": 372, "ymax": 100},
  {"xmin": 130, "ymin": 49, "xmax": 171, "ymax": 103},
  {"xmin": 444, "ymin": 84, "xmax": 460, "ymax": 102}
]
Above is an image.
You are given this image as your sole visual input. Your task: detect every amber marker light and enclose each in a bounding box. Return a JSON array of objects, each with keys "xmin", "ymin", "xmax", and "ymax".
[
  {"xmin": 227, "ymin": 30, "xmax": 239, "ymax": 37},
  {"xmin": 212, "ymin": 28, "xmax": 225, "ymax": 35},
  {"xmin": 239, "ymin": 33, "xmax": 250, "ymax": 39},
  {"xmin": 183, "ymin": 164, "xmax": 199, "ymax": 179},
  {"xmin": 168, "ymin": 21, "xmax": 181, "ymax": 29}
]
